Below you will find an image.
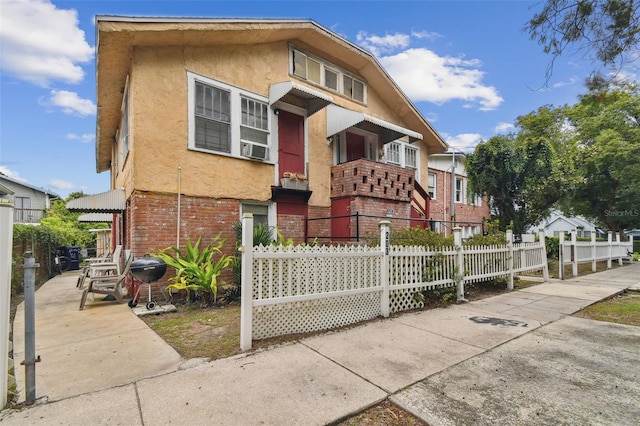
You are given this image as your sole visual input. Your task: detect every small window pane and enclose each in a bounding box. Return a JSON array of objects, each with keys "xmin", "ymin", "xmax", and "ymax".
[
  {"xmin": 353, "ymin": 80, "xmax": 364, "ymax": 102},
  {"xmin": 428, "ymin": 173, "xmax": 436, "ymax": 199},
  {"xmin": 386, "ymin": 143, "xmax": 400, "ymax": 164},
  {"xmin": 325, "ymin": 69, "xmax": 338, "ymax": 90},
  {"xmin": 405, "ymin": 146, "xmax": 417, "ymax": 169},
  {"xmin": 307, "ymin": 58, "xmax": 321, "ymax": 84},
  {"xmin": 293, "ymin": 50, "xmax": 306, "ymax": 78},
  {"xmin": 343, "ymin": 75, "xmax": 353, "ymax": 97}
]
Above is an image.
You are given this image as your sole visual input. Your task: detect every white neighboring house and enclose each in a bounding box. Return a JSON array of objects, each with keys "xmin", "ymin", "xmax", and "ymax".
[
  {"xmin": 535, "ymin": 211, "xmax": 606, "ymax": 238},
  {"xmin": 0, "ymin": 174, "xmax": 60, "ymax": 224}
]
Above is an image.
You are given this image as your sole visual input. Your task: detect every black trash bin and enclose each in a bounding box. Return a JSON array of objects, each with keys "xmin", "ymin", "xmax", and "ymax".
[{"xmin": 66, "ymin": 246, "xmax": 81, "ymax": 271}]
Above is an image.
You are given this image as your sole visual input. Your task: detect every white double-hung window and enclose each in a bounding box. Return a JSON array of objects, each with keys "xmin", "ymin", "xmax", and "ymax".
[
  {"xmin": 385, "ymin": 141, "xmax": 420, "ymax": 176},
  {"xmin": 189, "ymin": 72, "xmax": 270, "ymax": 160}
]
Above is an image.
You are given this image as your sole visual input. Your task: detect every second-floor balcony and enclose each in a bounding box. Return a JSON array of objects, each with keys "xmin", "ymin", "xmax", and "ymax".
[
  {"xmin": 14, "ymin": 208, "xmax": 46, "ymax": 224},
  {"xmin": 331, "ymin": 159, "xmax": 415, "ymax": 202}
]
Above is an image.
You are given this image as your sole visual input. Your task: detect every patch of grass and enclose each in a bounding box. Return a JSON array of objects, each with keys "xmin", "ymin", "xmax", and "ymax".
[
  {"xmin": 574, "ymin": 292, "xmax": 640, "ymax": 327},
  {"xmin": 140, "ymin": 303, "xmax": 241, "ymax": 360}
]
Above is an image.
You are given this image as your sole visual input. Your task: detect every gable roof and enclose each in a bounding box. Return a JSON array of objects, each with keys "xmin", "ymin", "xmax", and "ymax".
[
  {"xmin": 95, "ymin": 16, "xmax": 448, "ymax": 173},
  {"xmin": 0, "ymin": 174, "xmax": 60, "ymax": 199}
]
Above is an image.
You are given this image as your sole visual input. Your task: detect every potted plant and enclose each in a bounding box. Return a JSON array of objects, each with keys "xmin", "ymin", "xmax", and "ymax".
[{"xmin": 281, "ymin": 171, "xmax": 308, "ymax": 190}]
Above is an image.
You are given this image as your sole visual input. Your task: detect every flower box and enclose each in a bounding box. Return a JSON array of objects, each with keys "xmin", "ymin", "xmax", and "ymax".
[{"xmin": 280, "ymin": 178, "xmax": 309, "ymax": 190}]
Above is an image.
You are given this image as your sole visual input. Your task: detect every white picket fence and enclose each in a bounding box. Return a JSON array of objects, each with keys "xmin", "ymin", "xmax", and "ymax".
[
  {"xmin": 239, "ymin": 215, "xmax": 548, "ymax": 350},
  {"xmin": 558, "ymin": 230, "xmax": 634, "ymax": 279}
]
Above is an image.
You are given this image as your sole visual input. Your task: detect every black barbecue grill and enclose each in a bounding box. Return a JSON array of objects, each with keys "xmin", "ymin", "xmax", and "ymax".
[{"xmin": 129, "ymin": 255, "xmax": 167, "ymax": 310}]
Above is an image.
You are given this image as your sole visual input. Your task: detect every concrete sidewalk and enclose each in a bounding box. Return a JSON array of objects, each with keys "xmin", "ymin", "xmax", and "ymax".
[{"xmin": 3, "ymin": 263, "xmax": 640, "ymax": 425}]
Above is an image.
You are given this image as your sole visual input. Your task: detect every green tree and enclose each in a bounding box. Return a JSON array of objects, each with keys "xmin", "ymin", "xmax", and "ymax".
[
  {"xmin": 565, "ymin": 83, "xmax": 640, "ymax": 231},
  {"xmin": 526, "ymin": 0, "xmax": 640, "ymax": 81},
  {"xmin": 466, "ymin": 133, "xmax": 564, "ymax": 234}
]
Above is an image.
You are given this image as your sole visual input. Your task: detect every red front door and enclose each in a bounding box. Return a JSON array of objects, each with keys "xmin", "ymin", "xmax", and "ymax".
[
  {"xmin": 346, "ymin": 132, "xmax": 365, "ymax": 162},
  {"xmin": 331, "ymin": 197, "xmax": 352, "ymax": 241},
  {"xmin": 278, "ymin": 110, "xmax": 305, "ymax": 177}
]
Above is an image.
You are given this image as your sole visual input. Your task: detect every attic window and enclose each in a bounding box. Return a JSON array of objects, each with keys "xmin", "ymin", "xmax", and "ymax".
[{"xmin": 291, "ymin": 47, "xmax": 367, "ymax": 103}]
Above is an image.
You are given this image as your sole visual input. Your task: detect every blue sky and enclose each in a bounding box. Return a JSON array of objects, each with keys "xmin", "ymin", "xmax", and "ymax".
[{"xmin": 0, "ymin": 0, "xmax": 602, "ymax": 199}]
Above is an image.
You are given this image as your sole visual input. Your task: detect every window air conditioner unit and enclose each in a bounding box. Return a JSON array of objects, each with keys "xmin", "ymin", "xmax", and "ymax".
[{"xmin": 242, "ymin": 142, "xmax": 269, "ymax": 161}]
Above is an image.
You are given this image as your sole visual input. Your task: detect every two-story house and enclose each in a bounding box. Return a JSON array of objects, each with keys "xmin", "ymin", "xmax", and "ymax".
[
  {"xmin": 0, "ymin": 174, "xmax": 60, "ymax": 224},
  {"xmin": 427, "ymin": 152, "xmax": 490, "ymax": 238},
  {"xmin": 80, "ymin": 17, "xmax": 448, "ymax": 257}
]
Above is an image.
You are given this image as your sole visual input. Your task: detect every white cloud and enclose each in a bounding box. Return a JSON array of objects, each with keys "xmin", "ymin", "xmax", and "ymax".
[
  {"xmin": 43, "ymin": 90, "xmax": 96, "ymax": 116},
  {"xmin": 47, "ymin": 179, "xmax": 74, "ymax": 190},
  {"xmin": 494, "ymin": 122, "xmax": 515, "ymax": 133},
  {"xmin": 0, "ymin": 0, "xmax": 93, "ymax": 86},
  {"xmin": 442, "ymin": 133, "xmax": 483, "ymax": 152},
  {"xmin": 380, "ymin": 48, "xmax": 503, "ymax": 111},
  {"xmin": 357, "ymin": 31, "xmax": 411, "ymax": 56},
  {"xmin": 0, "ymin": 166, "xmax": 28, "ymax": 183},
  {"xmin": 66, "ymin": 133, "xmax": 95, "ymax": 143},
  {"xmin": 552, "ymin": 76, "xmax": 580, "ymax": 88}
]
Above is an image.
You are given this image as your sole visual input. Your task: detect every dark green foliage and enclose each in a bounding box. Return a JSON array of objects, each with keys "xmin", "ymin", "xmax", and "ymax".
[
  {"xmin": 389, "ymin": 226, "xmax": 454, "ymax": 247},
  {"xmin": 545, "ymin": 236, "xmax": 560, "ymax": 259},
  {"xmin": 466, "ymin": 134, "xmax": 562, "ymax": 234},
  {"xmin": 154, "ymin": 234, "xmax": 233, "ymax": 307}
]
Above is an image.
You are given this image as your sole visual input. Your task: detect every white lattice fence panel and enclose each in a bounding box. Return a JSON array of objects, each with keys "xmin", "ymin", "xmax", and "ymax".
[
  {"xmin": 252, "ymin": 292, "xmax": 381, "ymax": 340},
  {"xmin": 252, "ymin": 245, "xmax": 381, "ymax": 301},
  {"xmin": 574, "ymin": 243, "xmax": 592, "ymax": 262},
  {"xmin": 388, "ymin": 245, "xmax": 457, "ymax": 313},
  {"xmin": 513, "ymin": 243, "xmax": 547, "ymax": 274},
  {"xmin": 250, "ymin": 244, "xmax": 383, "ymax": 339},
  {"xmin": 465, "ymin": 244, "xmax": 510, "ymax": 283},
  {"xmin": 595, "ymin": 243, "xmax": 609, "ymax": 260}
]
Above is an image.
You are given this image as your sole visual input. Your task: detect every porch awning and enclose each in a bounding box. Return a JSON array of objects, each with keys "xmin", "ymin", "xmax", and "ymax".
[
  {"xmin": 78, "ymin": 213, "xmax": 113, "ymax": 223},
  {"xmin": 326, "ymin": 104, "xmax": 423, "ymax": 144},
  {"xmin": 269, "ymin": 81, "xmax": 334, "ymax": 116},
  {"xmin": 66, "ymin": 189, "xmax": 125, "ymax": 213}
]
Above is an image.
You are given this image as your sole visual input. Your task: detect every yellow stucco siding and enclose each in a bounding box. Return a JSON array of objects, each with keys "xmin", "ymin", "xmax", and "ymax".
[{"xmin": 125, "ymin": 43, "xmax": 294, "ymax": 201}]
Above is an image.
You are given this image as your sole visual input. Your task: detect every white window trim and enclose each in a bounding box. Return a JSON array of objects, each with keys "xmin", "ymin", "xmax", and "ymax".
[
  {"xmin": 428, "ymin": 173, "xmax": 437, "ymax": 200},
  {"xmin": 187, "ymin": 71, "xmax": 273, "ymax": 162},
  {"xmin": 240, "ymin": 201, "xmax": 276, "ymax": 230},
  {"xmin": 290, "ymin": 46, "xmax": 367, "ymax": 103},
  {"xmin": 384, "ymin": 141, "xmax": 421, "ymax": 178},
  {"xmin": 455, "ymin": 177, "xmax": 465, "ymax": 204}
]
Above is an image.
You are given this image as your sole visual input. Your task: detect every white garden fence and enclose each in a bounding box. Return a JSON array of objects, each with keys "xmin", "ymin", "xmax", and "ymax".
[
  {"xmin": 240, "ymin": 215, "xmax": 548, "ymax": 350},
  {"xmin": 558, "ymin": 230, "xmax": 634, "ymax": 279}
]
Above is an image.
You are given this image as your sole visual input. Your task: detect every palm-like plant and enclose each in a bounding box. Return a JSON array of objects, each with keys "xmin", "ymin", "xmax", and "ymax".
[{"xmin": 154, "ymin": 234, "xmax": 232, "ymax": 306}]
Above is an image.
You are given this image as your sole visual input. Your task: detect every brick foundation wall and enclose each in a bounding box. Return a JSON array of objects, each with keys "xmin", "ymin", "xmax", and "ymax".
[{"xmin": 128, "ymin": 190, "xmax": 239, "ymax": 300}]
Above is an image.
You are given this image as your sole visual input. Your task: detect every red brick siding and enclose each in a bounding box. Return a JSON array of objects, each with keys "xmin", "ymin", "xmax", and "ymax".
[{"xmin": 331, "ymin": 159, "xmax": 415, "ymax": 202}]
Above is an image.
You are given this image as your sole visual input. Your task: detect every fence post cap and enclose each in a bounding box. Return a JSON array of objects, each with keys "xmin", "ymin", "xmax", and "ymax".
[
  {"xmin": 242, "ymin": 213, "xmax": 253, "ymax": 218},
  {"xmin": 378, "ymin": 220, "xmax": 391, "ymax": 227}
]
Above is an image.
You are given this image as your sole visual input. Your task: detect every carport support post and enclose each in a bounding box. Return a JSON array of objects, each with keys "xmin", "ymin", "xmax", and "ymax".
[
  {"xmin": 379, "ymin": 220, "xmax": 391, "ymax": 318},
  {"xmin": 22, "ymin": 252, "xmax": 39, "ymax": 405},
  {"xmin": 239, "ymin": 214, "xmax": 254, "ymax": 351},
  {"xmin": 506, "ymin": 230, "xmax": 514, "ymax": 290}
]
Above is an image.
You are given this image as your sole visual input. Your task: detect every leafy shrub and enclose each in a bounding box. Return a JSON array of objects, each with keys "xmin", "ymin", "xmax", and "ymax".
[
  {"xmin": 545, "ymin": 236, "xmax": 560, "ymax": 259},
  {"xmin": 154, "ymin": 234, "xmax": 232, "ymax": 307},
  {"xmin": 389, "ymin": 226, "xmax": 454, "ymax": 247}
]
